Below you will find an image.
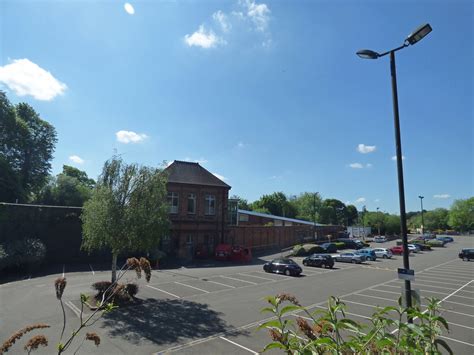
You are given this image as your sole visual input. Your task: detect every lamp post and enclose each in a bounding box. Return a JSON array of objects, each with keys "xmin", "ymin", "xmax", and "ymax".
[
  {"xmin": 376, "ymin": 207, "xmax": 381, "ymax": 236},
  {"xmin": 419, "ymin": 195, "xmax": 425, "ymax": 235},
  {"xmin": 356, "ymin": 23, "xmax": 432, "ymax": 317}
]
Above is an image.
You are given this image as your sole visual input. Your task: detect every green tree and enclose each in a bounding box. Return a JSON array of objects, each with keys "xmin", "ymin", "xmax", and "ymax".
[
  {"xmin": 251, "ymin": 192, "xmax": 297, "ymax": 218},
  {"xmin": 384, "ymin": 214, "xmax": 401, "ymax": 235},
  {"xmin": 62, "ymin": 165, "xmax": 96, "ymax": 189},
  {"xmin": 81, "ymin": 157, "xmax": 169, "ymax": 282},
  {"xmin": 448, "ymin": 198, "xmax": 474, "ymax": 232},
  {"xmin": 290, "ymin": 192, "xmax": 323, "ymax": 222},
  {"xmin": 230, "ymin": 195, "xmax": 251, "ymax": 210},
  {"xmin": 346, "ymin": 204, "xmax": 358, "ymax": 226},
  {"xmin": 319, "ymin": 199, "xmax": 346, "ymax": 225}
]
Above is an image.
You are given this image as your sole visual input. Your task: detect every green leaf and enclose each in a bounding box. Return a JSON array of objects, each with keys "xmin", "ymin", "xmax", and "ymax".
[
  {"xmin": 406, "ymin": 323, "xmax": 425, "ymax": 338},
  {"xmin": 262, "ymin": 342, "xmax": 286, "ymax": 352},
  {"xmin": 432, "ymin": 316, "xmax": 449, "ymax": 331},
  {"xmin": 338, "ymin": 319, "xmax": 361, "ymax": 332},
  {"xmin": 376, "ymin": 337, "xmax": 395, "ymax": 348},
  {"xmin": 434, "ymin": 338, "xmax": 454, "ymax": 355},
  {"xmin": 265, "ymin": 296, "xmax": 277, "ymax": 307},
  {"xmin": 280, "ymin": 305, "xmax": 302, "ymax": 316},
  {"xmin": 257, "ymin": 319, "xmax": 282, "ymax": 330},
  {"xmin": 260, "ymin": 307, "xmax": 275, "ymax": 314}
]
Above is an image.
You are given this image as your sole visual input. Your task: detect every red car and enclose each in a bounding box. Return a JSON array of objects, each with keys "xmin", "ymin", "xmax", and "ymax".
[{"xmin": 390, "ymin": 246, "xmax": 410, "ymax": 255}]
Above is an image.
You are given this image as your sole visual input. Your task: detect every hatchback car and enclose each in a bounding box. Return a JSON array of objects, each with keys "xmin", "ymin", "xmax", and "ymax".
[
  {"xmin": 263, "ymin": 258, "xmax": 302, "ymax": 276},
  {"xmin": 374, "ymin": 236, "xmax": 387, "ymax": 243},
  {"xmin": 373, "ymin": 248, "xmax": 393, "ymax": 259},
  {"xmin": 407, "ymin": 244, "xmax": 420, "ymax": 253},
  {"xmin": 355, "ymin": 249, "xmax": 377, "ymax": 261},
  {"xmin": 390, "ymin": 246, "xmax": 410, "ymax": 255},
  {"xmin": 459, "ymin": 248, "xmax": 474, "ymax": 261},
  {"xmin": 320, "ymin": 243, "xmax": 337, "ymax": 253},
  {"xmin": 334, "ymin": 253, "xmax": 364, "ymax": 263},
  {"xmin": 303, "ymin": 254, "xmax": 335, "ymax": 268},
  {"xmin": 437, "ymin": 236, "xmax": 454, "ymax": 243}
]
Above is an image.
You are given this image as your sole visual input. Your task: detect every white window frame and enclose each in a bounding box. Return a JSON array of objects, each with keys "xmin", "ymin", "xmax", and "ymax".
[
  {"xmin": 205, "ymin": 194, "xmax": 216, "ymax": 215},
  {"xmin": 187, "ymin": 193, "xmax": 196, "ymax": 214},
  {"xmin": 168, "ymin": 192, "xmax": 179, "ymax": 214}
]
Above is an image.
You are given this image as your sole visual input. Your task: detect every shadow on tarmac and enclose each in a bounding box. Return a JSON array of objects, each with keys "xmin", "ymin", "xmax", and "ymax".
[{"xmin": 100, "ymin": 298, "xmax": 240, "ymax": 346}]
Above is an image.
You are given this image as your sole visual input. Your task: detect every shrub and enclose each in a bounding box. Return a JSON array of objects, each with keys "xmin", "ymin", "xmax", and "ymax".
[
  {"xmin": 292, "ymin": 245, "xmax": 305, "ymax": 256},
  {"xmin": 92, "ymin": 281, "xmax": 138, "ymax": 303},
  {"xmin": 91, "ymin": 281, "xmax": 112, "ymax": 298},
  {"xmin": 4, "ymin": 238, "xmax": 46, "ymax": 269},
  {"xmin": 306, "ymin": 245, "xmax": 324, "ymax": 254},
  {"xmin": 0, "ymin": 244, "xmax": 8, "ymax": 270},
  {"xmin": 334, "ymin": 242, "xmax": 345, "ymax": 250},
  {"xmin": 125, "ymin": 283, "xmax": 139, "ymax": 298},
  {"xmin": 427, "ymin": 239, "xmax": 444, "ymax": 247}
]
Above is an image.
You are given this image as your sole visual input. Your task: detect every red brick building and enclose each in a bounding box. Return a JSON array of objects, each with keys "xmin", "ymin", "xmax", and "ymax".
[{"xmin": 163, "ymin": 161, "xmax": 230, "ymax": 259}]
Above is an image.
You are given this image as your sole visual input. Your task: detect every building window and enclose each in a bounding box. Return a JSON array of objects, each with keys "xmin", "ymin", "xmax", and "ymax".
[
  {"xmin": 167, "ymin": 192, "xmax": 179, "ymax": 214},
  {"xmin": 187, "ymin": 193, "xmax": 196, "ymax": 214},
  {"xmin": 205, "ymin": 194, "xmax": 216, "ymax": 215}
]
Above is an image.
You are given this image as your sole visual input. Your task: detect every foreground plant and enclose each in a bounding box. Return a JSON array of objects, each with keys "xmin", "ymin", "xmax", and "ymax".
[
  {"xmin": 1, "ymin": 257, "xmax": 152, "ymax": 354},
  {"xmin": 259, "ymin": 293, "xmax": 452, "ymax": 354}
]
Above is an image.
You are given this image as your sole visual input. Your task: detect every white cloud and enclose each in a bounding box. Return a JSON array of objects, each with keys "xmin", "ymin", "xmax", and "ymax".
[
  {"xmin": 366, "ymin": 163, "xmax": 373, "ymax": 168},
  {"xmin": 355, "ymin": 197, "xmax": 366, "ymax": 204},
  {"xmin": 349, "ymin": 163, "xmax": 364, "ymax": 169},
  {"xmin": 184, "ymin": 25, "xmax": 225, "ymax": 48},
  {"xmin": 184, "ymin": 157, "xmax": 208, "ymax": 165},
  {"xmin": 236, "ymin": 141, "xmax": 246, "ymax": 148},
  {"xmin": 124, "ymin": 3, "xmax": 135, "ymax": 15},
  {"xmin": 433, "ymin": 194, "xmax": 451, "ymax": 199},
  {"xmin": 212, "ymin": 172, "xmax": 227, "ymax": 181},
  {"xmin": 116, "ymin": 130, "xmax": 148, "ymax": 144},
  {"xmin": 357, "ymin": 144, "xmax": 376, "ymax": 154},
  {"xmin": 374, "ymin": 198, "xmax": 380, "ymax": 202},
  {"xmin": 69, "ymin": 155, "xmax": 84, "ymax": 164},
  {"xmin": 0, "ymin": 59, "xmax": 67, "ymax": 101},
  {"xmin": 391, "ymin": 155, "xmax": 406, "ymax": 161},
  {"xmin": 243, "ymin": 0, "xmax": 270, "ymax": 32},
  {"xmin": 213, "ymin": 10, "xmax": 231, "ymax": 32}
]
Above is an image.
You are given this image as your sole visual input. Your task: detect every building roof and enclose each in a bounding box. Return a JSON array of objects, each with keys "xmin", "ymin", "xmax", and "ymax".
[
  {"xmin": 165, "ymin": 160, "xmax": 230, "ymax": 188},
  {"xmin": 238, "ymin": 209, "xmax": 327, "ymax": 226}
]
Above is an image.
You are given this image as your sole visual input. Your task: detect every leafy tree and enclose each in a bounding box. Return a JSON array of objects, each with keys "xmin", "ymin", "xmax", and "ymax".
[
  {"xmin": 0, "ymin": 157, "xmax": 24, "ymax": 202},
  {"xmin": 319, "ymin": 199, "xmax": 346, "ymax": 225},
  {"xmin": 230, "ymin": 195, "xmax": 251, "ymax": 210},
  {"xmin": 0, "ymin": 92, "xmax": 57, "ymax": 200},
  {"xmin": 62, "ymin": 165, "xmax": 96, "ymax": 189},
  {"xmin": 251, "ymin": 192, "xmax": 297, "ymax": 218},
  {"xmin": 448, "ymin": 198, "xmax": 474, "ymax": 232},
  {"xmin": 81, "ymin": 157, "xmax": 170, "ymax": 282},
  {"xmin": 346, "ymin": 204, "xmax": 358, "ymax": 226},
  {"xmin": 409, "ymin": 208, "xmax": 449, "ymax": 232},
  {"xmin": 290, "ymin": 192, "xmax": 322, "ymax": 222},
  {"xmin": 384, "ymin": 214, "xmax": 401, "ymax": 235}
]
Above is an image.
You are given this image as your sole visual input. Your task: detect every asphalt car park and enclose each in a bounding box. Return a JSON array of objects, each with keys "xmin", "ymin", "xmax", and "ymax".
[{"xmin": 0, "ymin": 236, "xmax": 472, "ymax": 354}]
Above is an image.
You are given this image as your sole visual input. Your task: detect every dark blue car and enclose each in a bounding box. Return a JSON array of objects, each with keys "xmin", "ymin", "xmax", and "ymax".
[
  {"xmin": 437, "ymin": 236, "xmax": 454, "ymax": 243},
  {"xmin": 355, "ymin": 248, "xmax": 377, "ymax": 261}
]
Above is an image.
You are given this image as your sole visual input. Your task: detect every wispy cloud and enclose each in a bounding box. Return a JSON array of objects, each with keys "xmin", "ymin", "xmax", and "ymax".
[
  {"xmin": 212, "ymin": 172, "xmax": 227, "ymax": 181},
  {"xmin": 433, "ymin": 194, "xmax": 451, "ymax": 199},
  {"xmin": 355, "ymin": 197, "xmax": 366, "ymax": 204},
  {"xmin": 184, "ymin": 157, "xmax": 208, "ymax": 165},
  {"xmin": 374, "ymin": 198, "xmax": 380, "ymax": 202},
  {"xmin": 349, "ymin": 163, "xmax": 364, "ymax": 169},
  {"xmin": 69, "ymin": 155, "xmax": 84, "ymax": 164},
  {"xmin": 242, "ymin": 0, "xmax": 270, "ymax": 32},
  {"xmin": 184, "ymin": 25, "xmax": 225, "ymax": 48},
  {"xmin": 391, "ymin": 155, "xmax": 406, "ymax": 161},
  {"xmin": 213, "ymin": 10, "xmax": 231, "ymax": 32},
  {"xmin": 124, "ymin": 3, "xmax": 135, "ymax": 15},
  {"xmin": 0, "ymin": 59, "xmax": 67, "ymax": 101},
  {"xmin": 357, "ymin": 144, "xmax": 376, "ymax": 154},
  {"xmin": 236, "ymin": 141, "xmax": 246, "ymax": 149},
  {"xmin": 116, "ymin": 130, "xmax": 148, "ymax": 144}
]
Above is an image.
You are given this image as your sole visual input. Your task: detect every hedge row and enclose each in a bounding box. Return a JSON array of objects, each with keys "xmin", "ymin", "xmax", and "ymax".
[{"xmin": 0, "ymin": 238, "xmax": 47, "ymax": 271}]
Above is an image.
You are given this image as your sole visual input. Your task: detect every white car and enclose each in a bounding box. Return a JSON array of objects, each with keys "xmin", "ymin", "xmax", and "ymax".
[
  {"xmin": 407, "ymin": 244, "xmax": 420, "ymax": 253},
  {"xmin": 374, "ymin": 236, "xmax": 387, "ymax": 243},
  {"xmin": 373, "ymin": 248, "xmax": 393, "ymax": 259}
]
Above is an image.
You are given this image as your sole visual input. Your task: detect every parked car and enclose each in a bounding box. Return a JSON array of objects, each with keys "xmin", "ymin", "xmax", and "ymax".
[
  {"xmin": 334, "ymin": 252, "xmax": 365, "ymax": 264},
  {"xmin": 263, "ymin": 258, "xmax": 302, "ymax": 276},
  {"xmin": 422, "ymin": 233, "xmax": 436, "ymax": 240},
  {"xmin": 373, "ymin": 248, "xmax": 393, "ymax": 259},
  {"xmin": 407, "ymin": 244, "xmax": 421, "ymax": 253},
  {"xmin": 412, "ymin": 243, "xmax": 432, "ymax": 251},
  {"xmin": 390, "ymin": 246, "xmax": 410, "ymax": 255},
  {"xmin": 437, "ymin": 236, "xmax": 454, "ymax": 243},
  {"xmin": 355, "ymin": 249, "xmax": 377, "ymax": 261},
  {"xmin": 303, "ymin": 254, "xmax": 335, "ymax": 268},
  {"xmin": 426, "ymin": 239, "xmax": 445, "ymax": 247},
  {"xmin": 338, "ymin": 239, "xmax": 366, "ymax": 250},
  {"xmin": 459, "ymin": 249, "xmax": 474, "ymax": 261},
  {"xmin": 373, "ymin": 236, "xmax": 387, "ymax": 243},
  {"xmin": 320, "ymin": 243, "xmax": 338, "ymax": 253}
]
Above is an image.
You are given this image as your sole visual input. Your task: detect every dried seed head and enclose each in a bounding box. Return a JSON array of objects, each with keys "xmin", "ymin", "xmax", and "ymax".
[
  {"xmin": 296, "ymin": 317, "xmax": 316, "ymax": 340},
  {"xmin": 1, "ymin": 324, "xmax": 50, "ymax": 353},
  {"xmin": 86, "ymin": 332, "xmax": 101, "ymax": 346},
  {"xmin": 127, "ymin": 258, "xmax": 141, "ymax": 279},
  {"xmin": 269, "ymin": 328, "xmax": 283, "ymax": 342},
  {"xmin": 24, "ymin": 335, "xmax": 48, "ymax": 351},
  {"xmin": 139, "ymin": 257, "xmax": 151, "ymax": 282},
  {"xmin": 276, "ymin": 293, "xmax": 301, "ymax": 306},
  {"xmin": 54, "ymin": 277, "xmax": 67, "ymax": 299}
]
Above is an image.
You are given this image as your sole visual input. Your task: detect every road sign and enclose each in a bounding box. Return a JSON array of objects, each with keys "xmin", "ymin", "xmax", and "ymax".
[{"xmin": 397, "ymin": 268, "xmax": 415, "ymax": 281}]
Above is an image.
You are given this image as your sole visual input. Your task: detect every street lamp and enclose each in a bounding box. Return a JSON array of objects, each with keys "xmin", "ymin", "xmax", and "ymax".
[
  {"xmin": 356, "ymin": 23, "xmax": 432, "ymax": 316},
  {"xmin": 419, "ymin": 196, "xmax": 425, "ymax": 235},
  {"xmin": 376, "ymin": 207, "xmax": 381, "ymax": 236}
]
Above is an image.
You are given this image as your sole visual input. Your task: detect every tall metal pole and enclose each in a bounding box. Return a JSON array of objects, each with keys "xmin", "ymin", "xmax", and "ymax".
[
  {"xmin": 419, "ymin": 196, "xmax": 425, "ymax": 235},
  {"xmin": 313, "ymin": 193, "xmax": 317, "ymax": 240},
  {"xmin": 390, "ymin": 50, "xmax": 413, "ymax": 316}
]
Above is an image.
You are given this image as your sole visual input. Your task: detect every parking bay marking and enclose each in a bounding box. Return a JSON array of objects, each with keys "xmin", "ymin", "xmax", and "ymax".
[
  {"xmin": 386, "ymin": 282, "xmax": 474, "ymax": 293},
  {"xmin": 237, "ymin": 273, "xmax": 275, "ymax": 281},
  {"xmin": 422, "ymin": 270, "xmax": 474, "ymax": 279},
  {"xmin": 174, "ymin": 281, "xmax": 210, "ymax": 293},
  {"xmin": 220, "ymin": 275, "xmax": 258, "ymax": 285},
  {"xmin": 218, "ymin": 336, "xmax": 258, "ymax": 354},
  {"xmin": 146, "ymin": 285, "xmax": 181, "ymax": 299},
  {"xmin": 203, "ymin": 279, "xmax": 235, "ymax": 288}
]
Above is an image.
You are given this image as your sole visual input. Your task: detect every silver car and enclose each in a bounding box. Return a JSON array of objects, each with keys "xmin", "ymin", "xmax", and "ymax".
[
  {"xmin": 334, "ymin": 252, "xmax": 364, "ymax": 264},
  {"xmin": 373, "ymin": 248, "xmax": 393, "ymax": 259}
]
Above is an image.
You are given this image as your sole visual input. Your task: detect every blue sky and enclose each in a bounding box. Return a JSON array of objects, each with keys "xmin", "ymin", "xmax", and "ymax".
[{"xmin": 1, "ymin": 0, "xmax": 472, "ymax": 213}]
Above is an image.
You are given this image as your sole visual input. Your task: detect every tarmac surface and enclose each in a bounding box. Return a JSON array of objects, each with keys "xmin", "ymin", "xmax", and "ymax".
[{"xmin": 1, "ymin": 236, "xmax": 472, "ymax": 354}]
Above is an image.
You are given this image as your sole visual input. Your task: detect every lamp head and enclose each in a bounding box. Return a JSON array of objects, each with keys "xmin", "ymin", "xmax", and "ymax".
[
  {"xmin": 406, "ymin": 23, "xmax": 432, "ymax": 45},
  {"xmin": 356, "ymin": 49, "xmax": 380, "ymax": 59}
]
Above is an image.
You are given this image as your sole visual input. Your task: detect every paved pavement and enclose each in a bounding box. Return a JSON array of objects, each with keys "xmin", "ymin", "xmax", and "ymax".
[{"xmin": 0, "ymin": 236, "xmax": 472, "ymax": 354}]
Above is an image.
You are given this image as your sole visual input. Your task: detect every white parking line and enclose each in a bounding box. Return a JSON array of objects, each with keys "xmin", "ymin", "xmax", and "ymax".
[
  {"xmin": 62, "ymin": 264, "xmax": 65, "ymax": 277},
  {"xmin": 415, "ymin": 275, "xmax": 473, "ymax": 285},
  {"xmin": 220, "ymin": 275, "xmax": 257, "ymax": 285},
  {"xmin": 219, "ymin": 336, "xmax": 258, "ymax": 354},
  {"xmin": 174, "ymin": 281, "xmax": 209, "ymax": 293},
  {"xmin": 65, "ymin": 301, "xmax": 81, "ymax": 318},
  {"xmin": 89, "ymin": 263, "xmax": 95, "ymax": 276},
  {"xmin": 314, "ymin": 305, "xmax": 372, "ymax": 320},
  {"xmin": 386, "ymin": 282, "xmax": 474, "ymax": 293},
  {"xmin": 238, "ymin": 273, "xmax": 275, "ymax": 281},
  {"xmin": 368, "ymin": 288, "xmax": 400, "ymax": 295},
  {"xmin": 440, "ymin": 335, "xmax": 474, "ymax": 347},
  {"xmin": 418, "ymin": 273, "xmax": 474, "ymax": 282},
  {"xmin": 146, "ymin": 285, "xmax": 180, "ymax": 299},
  {"xmin": 443, "ymin": 299, "xmax": 474, "ymax": 308},
  {"xmin": 204, "ymin": 279, "xmax": 235, "ymax": 288},
  {"xmin": 353, "ymin": 293, "xmax": 397, "ymax": 303},
  {"xmin": 422, "ymin": 270, "xmax": 474, "ymax": 280}
]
